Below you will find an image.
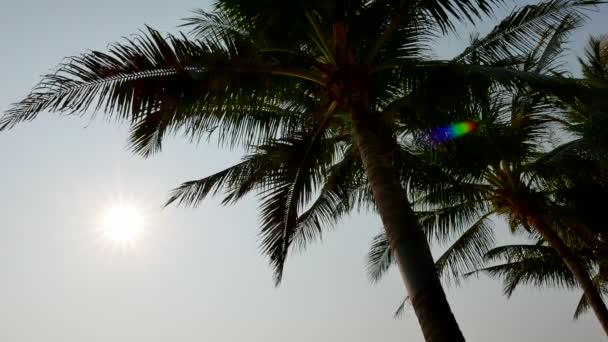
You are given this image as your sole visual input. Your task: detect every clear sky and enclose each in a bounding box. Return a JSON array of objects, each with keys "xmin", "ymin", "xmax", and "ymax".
[{"xmin": 0, "ymin": 1, "xmax": 606, "ymax": 341}]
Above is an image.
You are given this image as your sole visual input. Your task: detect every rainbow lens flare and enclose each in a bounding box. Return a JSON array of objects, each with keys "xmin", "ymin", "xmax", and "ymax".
[{"xmin": 429, "ymin": 120, "xmax": 478, "ymax": 143}]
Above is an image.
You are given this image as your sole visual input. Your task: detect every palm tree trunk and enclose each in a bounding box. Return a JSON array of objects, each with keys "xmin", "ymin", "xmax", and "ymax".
[
  {"xmin": 349, "ymin": 107, "xmax": 465, "ymax": 342},
  {"xmin": 529, "ymin": 216, "xmax": 608, "ymax": 335}
]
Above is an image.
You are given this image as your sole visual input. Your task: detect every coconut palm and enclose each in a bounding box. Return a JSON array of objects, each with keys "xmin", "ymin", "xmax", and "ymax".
[
  {"xmin": 366, "ymin": 32, "xmax": 608, "ymax": 333},
  {"xmin": 1, "ymin": 0, "xmax": 601, "ymax": 340},
  {"xmin": 167, "ymin": 6, "xmax": 601, "ymax": 334},
  {"xmin": 470, "ymin": 34, "xmax": 608, "ymax": 322}
]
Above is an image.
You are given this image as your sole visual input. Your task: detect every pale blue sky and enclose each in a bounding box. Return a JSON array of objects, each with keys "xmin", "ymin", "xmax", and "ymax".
[{"xmin": 0, "ymin": 1, "xmax": 606, "ymax": 341}]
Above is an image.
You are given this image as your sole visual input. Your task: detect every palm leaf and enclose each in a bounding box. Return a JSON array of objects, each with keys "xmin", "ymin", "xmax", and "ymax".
[
  {"xmin": 255, "ymin": 131, "xmax": 341, "ymax": 284},
  {"xmin": 394, "ymin": 298, "xmax": 408, "ymax": 318},
  {"xmin": 164, "ymin": 153, "xmax": 272, "ymax": 208},
  {"xmin": 1, "ymin": 27, "xmax": 325, "ymax": 155},
  {"xmin": 417, "ymin": 200, "xmax": 493, "ymax": 246},
  {"xmin": 435, "ymin": 212, "xmax": 496, "ymax": 286},
  {"xmin": 413, "ymin": 0, "xmax": 502, "ymax": 33},
  {"xmin": 292, "ymin": 145, "xmax": 360, "ymax": 252},
  {"xmin": 474, "ymin": 244, "xmax": 580, "ymax": 296},
  {"xmin": 166, "ymin": 127, "xmax": 348, "ymax": 284},
  {"xmin": 454, "ymin": 0, "xmax": 600, "ymax": 65},
  {"xmin": 579, "ymin": 35, "xmax": 608, "ymax": 81},
  {"xmin": 532, "ymin": 15, "xmax": 581, "ymax": 74},
  {"xmin": 366, "ymin": 232, "xmax": 393, "ymax": 284},
  {"xmin": 181, "ymin": 9, "xmax": 248, "ymax": 40}
]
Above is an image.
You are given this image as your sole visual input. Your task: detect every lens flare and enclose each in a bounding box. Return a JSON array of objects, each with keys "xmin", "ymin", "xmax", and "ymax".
[{"xmin": 429, "ymin": 120, "xmax": 478, "ymax": 143}]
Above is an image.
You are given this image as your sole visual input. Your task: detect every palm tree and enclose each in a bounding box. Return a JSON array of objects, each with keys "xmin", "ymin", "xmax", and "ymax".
[
  {"xmin": 472, "ymin": 33, "xmax": 608, "ymax": 323},
  {"xmin": 366, "ymin": 34, "xmax": 608, "ymax": 333},
  {"xmin": 1, "ymin": 1, "xmax": 601, "ymax": 340}
]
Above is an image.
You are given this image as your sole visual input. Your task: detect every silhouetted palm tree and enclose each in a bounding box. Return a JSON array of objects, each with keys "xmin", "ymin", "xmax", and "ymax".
[
  {"xmin": 1, "ymin": 1, "xmax": 601, "ymax": 340},
  {"xmin": 472, "ymin": 33, "xmax": 608, "ymax": 323},
  {"xmin": 367, "ymin": 33, "xmax": 608, "ymax": 333}
]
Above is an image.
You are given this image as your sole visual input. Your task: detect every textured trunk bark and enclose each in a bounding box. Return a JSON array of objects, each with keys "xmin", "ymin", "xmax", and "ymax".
[
  {"xmin": 529, "ymin": 216, "xmax": 608, "ymax": 335},
  {"xmin": 350, "ymin": 107, "xmax": 465, "ymax": 342}
]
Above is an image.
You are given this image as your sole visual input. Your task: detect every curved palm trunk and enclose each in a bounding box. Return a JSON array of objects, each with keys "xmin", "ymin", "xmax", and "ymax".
[
  {"xmin": 528, "ymin": 215, "xmax": 608, "ymax": 335},
  {"xmin": 350, "ymin": 108, "xmax": 465, "ymax": 342}
]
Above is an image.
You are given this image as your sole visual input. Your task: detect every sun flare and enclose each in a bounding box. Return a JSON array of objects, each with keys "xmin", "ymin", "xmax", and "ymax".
[{"xmin": 101, "ymin": 206, "xmax": 144, "ymax": 242}]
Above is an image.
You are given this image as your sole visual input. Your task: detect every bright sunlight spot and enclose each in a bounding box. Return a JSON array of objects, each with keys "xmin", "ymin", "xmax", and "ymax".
[{"xmin": 101, "ymin": 206, "xmax": 144, "ymax": 242}]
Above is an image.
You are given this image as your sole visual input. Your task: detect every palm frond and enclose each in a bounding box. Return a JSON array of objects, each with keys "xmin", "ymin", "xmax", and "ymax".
[
  {"xmin": 454, "ymin": 0, "xmax": 599, "ymax": 65},
  {"xmin": 389, "ymin": 60, "xmax": 586, "ymax": 112},
  {"xmin": 526, "ymin": 138, "xmax": 588, "ymax": 185},
  {"xmin": 435, "ymin": 212, "xmax": 496, "ymax": 286},
  {"xmin": 532, "ymin": 14, "xmax": 581, "ymax": 74},
  {"xmin": 475, "ymin": 244, "xmax": 579, "ymax": 296},
  {"xmin": 166, "ymin": 127, "xmax": 346, "ymax": 285},
  {"xmin": 292, "ymin": 145, "xmax": 360, "ymax": 252},
  {"xmin": 417, "ymin": 200, "xmax": 493, "ymax": 246},
  {"xmin": 255, "ymin": 131, "xmax": 341, "ymax": 285},
  {"xmin": 164, "ymin": 153, "xmax": 271, "ymax": 208},
  {"xmin": 366, "ymin": 232, "xmax": 394, "ymax": 283},
  {"xmin": 414, "ymin": 0, "xmax": 502, "ymax": 33},
  {"xmin": 1, "ymin": 27, "xmax": 324, "ymax": 155},
  {"xmin": 579, "ymin": 35, "xmax": 608, "ymax": 81},
  {"xmin": 463, "ymin": 63, "xmax": 586, "ymax": 98},
  {"xmin": 394, "ymin": 298, "xmax": 408, "ymax": 318},
  {"xmin": 181, "ymin": 9, "xmax": 248, "ymax": 40},
  {"xmin": 414, "ymin": 180, "xmax": 491, "ymax": 211},
  {"xmin": 304, "ymin": 10, "xmax": 336, "ymax": 65}
]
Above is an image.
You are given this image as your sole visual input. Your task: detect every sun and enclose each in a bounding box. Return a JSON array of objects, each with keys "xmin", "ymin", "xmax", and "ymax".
[{"xmin": 101, "ymin": 206, "xmax": 144, "ymax": 242}]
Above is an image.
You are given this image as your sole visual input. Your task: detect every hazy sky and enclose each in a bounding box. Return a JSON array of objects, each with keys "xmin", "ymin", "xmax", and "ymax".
[{"xmin": 0, "ymin": 1, "xmax": 606, "ymax": 341}]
